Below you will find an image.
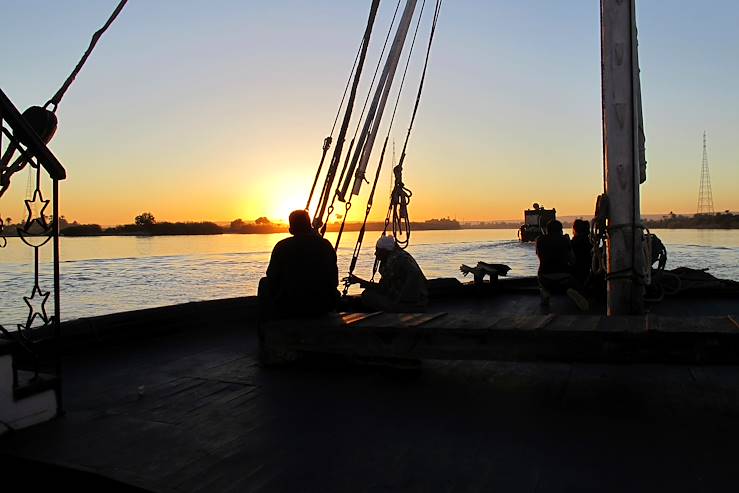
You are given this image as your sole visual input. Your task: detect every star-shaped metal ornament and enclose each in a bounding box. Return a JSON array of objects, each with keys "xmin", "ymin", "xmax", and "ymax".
[
  {"xmin": 24, "ymin": 188, "xmax": 50, "ymax": 232},
  {"xmin": 22, "ymin": 284, "xmax": 51, "ymax": 330}
]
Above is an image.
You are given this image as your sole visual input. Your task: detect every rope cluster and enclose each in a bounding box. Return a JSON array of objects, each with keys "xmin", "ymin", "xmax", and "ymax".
[
  {"xmin": 386, "ymin": 165, "xmax": 412, "ymax": 249},
  {"xmin": 330, "ymin": 0, "xmax": 443, "ymax": 292},
  {"xmin": 590, "ymin": 193, "xmax": 609, "ymax": 277}
]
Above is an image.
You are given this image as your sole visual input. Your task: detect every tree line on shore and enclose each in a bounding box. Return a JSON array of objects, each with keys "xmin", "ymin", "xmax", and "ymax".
[
  {"xmin": 33, "ymin": 213, "xmax": 462, "ymax": 236},
  {"xmin": 4, "ymin": 211, "xmax": 734, "ymax": 237},
  {"xmin": 642, "ymin": 211, "xmax": 739, "ymax": 229}
]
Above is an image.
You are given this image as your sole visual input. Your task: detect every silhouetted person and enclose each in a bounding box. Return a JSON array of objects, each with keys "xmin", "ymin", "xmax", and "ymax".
[
  {"xmin": 348, "ymin": 235, "xmax": 428, "ymax": 312},
  {"xmin": 570, "ymin": 219, "xmax": 592, "ymax": 286},
  {"xmin": 258, "ymin": 210, "xmax": 338, "ymax": 319},
  {"xmin": 536, "ymin": 220, "xmax": 589, "ymax": 311}
]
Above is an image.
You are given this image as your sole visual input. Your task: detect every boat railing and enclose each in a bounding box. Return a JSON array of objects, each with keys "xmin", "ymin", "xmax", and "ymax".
[{"xmin": 0, "ymin": 87, "xmax": 66, "ymax": 413}]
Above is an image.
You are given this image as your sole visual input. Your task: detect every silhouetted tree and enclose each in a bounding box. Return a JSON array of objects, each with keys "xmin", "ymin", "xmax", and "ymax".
[
  {"xmin": 135, "ymin": 212, "xmax": 156, "ymax": 227},
  {"xmin": 255, "ymin": 216, "xmax": 271, "ymax": 225},
  {"xmin": 230, "ymin": 218, "xmax": 245, "ymax": 230},
  {"xmin": 5, "ymin": 217, "xmax": 11, "ymax": 225},
  {"xmin": 61, "ymin": 224, "xmax": 103, "ymax": 236}
]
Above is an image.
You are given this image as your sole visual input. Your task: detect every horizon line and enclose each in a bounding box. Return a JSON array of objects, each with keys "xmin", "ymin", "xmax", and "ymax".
[{"xmin": 60, "ymin": 210, "xmax": 737, "ymax": 228}]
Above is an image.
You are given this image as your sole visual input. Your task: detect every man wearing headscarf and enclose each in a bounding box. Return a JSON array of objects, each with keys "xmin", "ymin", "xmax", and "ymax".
[{"xmin": 348, "ymin": 235, "xmax": 428, "ymax": 312}]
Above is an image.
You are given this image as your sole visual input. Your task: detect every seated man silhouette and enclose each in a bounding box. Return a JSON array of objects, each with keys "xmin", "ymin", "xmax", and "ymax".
[
  {"xmin": 348, "ymin": 235, "xmax": 428, "ymax": 313},
  {"xmin": 570, "ymin": 219, "xmax": 592, "ymax": 286},
  {"xmin": 258, "ymin": 210, "xmax": 339, "ymax": 319},
  {"xmin": 536, "ymin": 220, "xmax": 589, "ymax": 311}
]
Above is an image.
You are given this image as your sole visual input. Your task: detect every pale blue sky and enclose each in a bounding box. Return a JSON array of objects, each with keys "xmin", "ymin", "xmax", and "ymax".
[{"xmin": 1, "ymin": 1, "xmax": 737, "ymax": 224}]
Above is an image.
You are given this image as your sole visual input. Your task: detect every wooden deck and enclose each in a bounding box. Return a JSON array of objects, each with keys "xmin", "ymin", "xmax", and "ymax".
[
  {"xmin": 1, "ymin": 291, "xmax": 738, "ymax": 491},
  {"xmin": 263, "ymin": 307, "xmax": 739, "ymax": 365}
]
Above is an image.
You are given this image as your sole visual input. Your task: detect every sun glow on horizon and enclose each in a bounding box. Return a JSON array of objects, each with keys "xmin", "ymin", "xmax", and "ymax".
[{"xmin": 246, "ymin": 173, "xmax": 309, "ymax": 223}]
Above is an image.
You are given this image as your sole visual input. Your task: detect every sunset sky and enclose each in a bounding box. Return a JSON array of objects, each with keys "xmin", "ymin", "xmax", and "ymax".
[{"xmin": 1, "ymin": 1, "xmax": 737, "ymax": 225}]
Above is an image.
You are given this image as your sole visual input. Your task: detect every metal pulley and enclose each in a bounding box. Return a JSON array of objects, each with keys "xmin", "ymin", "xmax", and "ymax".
[
  {"xmin": 19, "ymin": 106, "xmax": 58, "ymax": 146},
  {"xmin": 0, "ymin": 106, "xmax": 58, "ymax": 196}
]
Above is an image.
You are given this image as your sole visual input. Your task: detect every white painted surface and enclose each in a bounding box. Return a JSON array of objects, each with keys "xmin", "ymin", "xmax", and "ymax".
[{"xmin": 0, "ymin": 353, "xmax": 57, "ymax": 435}]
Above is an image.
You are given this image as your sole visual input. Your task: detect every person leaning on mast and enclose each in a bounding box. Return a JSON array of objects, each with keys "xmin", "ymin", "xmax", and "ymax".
[
  {"xmin": 347, "ymin": 235, "xmax": 428, "ymax": 313},
  {"xmin": 258, "ymin": 210, "xmax": 339, "ymax": 319},
  {"xmin": 570, "ymin": 219, "xmax": 592, "ymax": 286},
  {"xmin": 535, "ymin": 219, "xmax": 590, "ymax": 311}
]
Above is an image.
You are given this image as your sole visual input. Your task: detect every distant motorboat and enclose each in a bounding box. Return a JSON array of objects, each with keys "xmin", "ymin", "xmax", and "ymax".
[{"xmin": 518, "ymin": 203, "xmax": 556, "ymax": 242}]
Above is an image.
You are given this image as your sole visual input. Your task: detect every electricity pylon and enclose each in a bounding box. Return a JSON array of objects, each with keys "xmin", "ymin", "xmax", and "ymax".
[{"xmin": 697, "ymin": 131, "xmax": 715, "ymax": 215}]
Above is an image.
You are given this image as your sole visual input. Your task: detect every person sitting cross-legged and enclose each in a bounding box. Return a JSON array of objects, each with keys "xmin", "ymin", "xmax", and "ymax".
[
  {"xmin": 347, "ymin": 235, "xmax": 428, "ymax": 313},
  {"xmin": 536, "ymin": 220, "xmax": 589, "ymax": 311},
  {"xmin": 258, "ymin": 210, "xmax": 339, "ymax": 319}
]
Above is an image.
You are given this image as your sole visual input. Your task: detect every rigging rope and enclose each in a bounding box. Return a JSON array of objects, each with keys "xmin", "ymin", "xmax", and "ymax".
[
  {"xmin": 342, "ymin": 136, "xmax": 391, "ymax": 295},
  {"xmin": 337, "ymin": 0, "xmax": 420, "ymax": 206},
  {"xmin": 311, "ymin": 0, "xmax": 381, "ymax": 232},
  {"xmin": 319, "ymin": 0, "xmax": 403, "ymax": 238},
  {"xmin": 1, "ymin": 1, "xmax": 127, "ymax": 198},
  {"xmin": 382, "ymin": 0, "xmax": 442, "ymax": 251},
  {"xmin": 344, "ymin": 0, "xmax": 442, "ymax": 288},
  {"xmin": 335, "ymin": 0, "xmax": 427, "ymax": 253},
  {"xmin": 306, "ymin": 39, "xmax": 364, "ymax": 210},
  {"xmin": 45, "ymin": 0, "xmax": 128, "ymax": 113}
]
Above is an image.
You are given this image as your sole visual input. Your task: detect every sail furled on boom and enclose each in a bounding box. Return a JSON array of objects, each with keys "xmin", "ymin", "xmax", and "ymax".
[
  {"xmin": 310, "ymin": 0, "xmax": 425, "ymax": 234},
  {"xmin": 337, "ymin": 0, "xmax": 419, "ymax": 203},
  {"xmin": 310, "ymin": 0, "xmax": 382, "ymax": 232},
  {"xmin": 308, "ymin": 0, "xmax": 443, "ymax": 296}
]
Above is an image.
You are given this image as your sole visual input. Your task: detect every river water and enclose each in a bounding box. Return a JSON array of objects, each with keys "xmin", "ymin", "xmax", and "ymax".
[{"xmin": 1, "ymin": 229, "xmax": 737, "ymax": 325}]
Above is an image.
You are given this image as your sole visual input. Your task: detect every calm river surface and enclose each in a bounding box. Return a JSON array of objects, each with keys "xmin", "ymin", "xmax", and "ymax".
[{"xmin": 1, "ymin": 229, "xmax": 737, "ymax": 325}]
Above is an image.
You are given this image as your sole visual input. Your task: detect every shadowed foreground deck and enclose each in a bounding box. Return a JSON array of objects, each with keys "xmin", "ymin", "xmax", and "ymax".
[{"xmin": 2, "ymin": 290, "xmax": 739, "ymax": 492}]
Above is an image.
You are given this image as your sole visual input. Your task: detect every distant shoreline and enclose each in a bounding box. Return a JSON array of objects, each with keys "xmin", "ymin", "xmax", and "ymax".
[
  {"xmin": 4, "ymin": 226, "xmax": 738, "ymax": 239},
  {"xmin": 1, "ymin": 218, "xmax": 465, "ymax": 237},
  {"xmin": 3, "ymin": 213, "xmax": 736, "ymax": 238}
]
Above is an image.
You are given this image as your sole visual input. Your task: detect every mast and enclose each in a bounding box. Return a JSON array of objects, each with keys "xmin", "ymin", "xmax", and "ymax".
[{"xmin": 600, "ymin": 0, "xmax": 646, "ymax": 315}]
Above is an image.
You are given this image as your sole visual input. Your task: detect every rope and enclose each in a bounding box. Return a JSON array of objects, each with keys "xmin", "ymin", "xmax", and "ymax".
[
  {"xmin": 311, "ymin": 0, "xmax": 382, "ymax": 231},
  {"xmin": 346, "ymin": 0, "xmax": 443, "ymax": 286},
  {"xmin": 45, "ymin": 0, "xmax": 128, "ymax": 112},
  {"xmin": 334, "ymin": 0, "xmax": 416, "ymax": 207},
  {"xmin": 351, "ymin": 0, "xmax": 404, "ymax": 145},
  {"xmin": 383, "ymin": 0, "xmax": 443, "ymax": 250},
  {"xmin": 397, "ymin": 0, "xmax": 442, "ymax": 164},
  {"xmin": 319, "ymin": 0, "xmax": 402, "ymax": 237},
  {"xmin": 343, "ymin": 0, "xmax": 430, "ymax": 272},
  {"xmin": 389, "ymin": 168, "xmax": 413, "ymax": 248},
  {"xmin": 306, "ymin": 38, "xmax": 367, "ymax": 210},
  {"xmin": 342, "ymin": 136, "xmax": 392, "ymax": 295}
]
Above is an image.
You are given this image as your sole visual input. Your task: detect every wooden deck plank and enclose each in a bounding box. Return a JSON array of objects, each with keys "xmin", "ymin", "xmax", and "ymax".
[
  {"xmin": 355, "ymin": 312, "xmax": 448, "ymax": 329},
  {"xmin": 341, "ymin": 311, "xmax": 383, "ymax": 326},
  {"xmin": 420, "ymin": 313, "xmax": 493, "ymax": 330},
  {"xmin": 489, "ymin": 314, "xmax": 556, "ymax": 331},
  {"xmin": 598, "ymin": 315, "xmax": 646, "ymax": 333},
  {"xmin": 649, "ymin": 315, "xmax": 738, "ymax": 334},
  {"xmin": 264, "ymin": 311, "xmax": 739, "ymax": 364}
]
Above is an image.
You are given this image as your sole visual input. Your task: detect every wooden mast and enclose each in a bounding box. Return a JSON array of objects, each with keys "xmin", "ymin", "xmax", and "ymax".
[{"xmin": 600, "ymin": 0, "xmax": 646, "ymax": 315}]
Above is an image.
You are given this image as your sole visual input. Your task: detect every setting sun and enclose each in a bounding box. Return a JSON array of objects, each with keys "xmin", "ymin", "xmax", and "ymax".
[{"xmin": 250, "ymin": 174, "xmax": 309, "ymax": 223}]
